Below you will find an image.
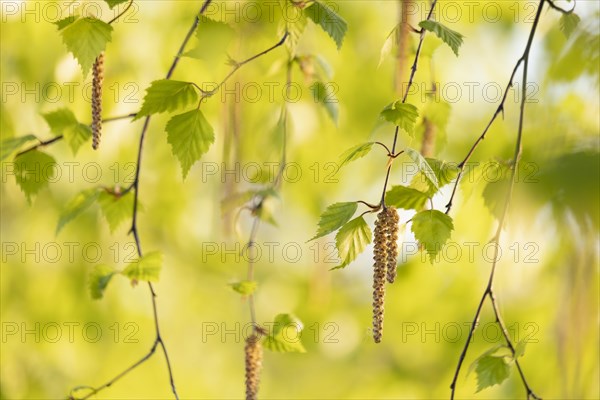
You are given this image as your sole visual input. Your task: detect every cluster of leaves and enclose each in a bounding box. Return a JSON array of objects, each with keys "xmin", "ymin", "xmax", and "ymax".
[
  {"xmin": 312, "ymin": 101, "xmax": 460, "ymax": 267},
  {"xmin": 90, "ymin": 251, "xmax": 163, "ymax": 299}
]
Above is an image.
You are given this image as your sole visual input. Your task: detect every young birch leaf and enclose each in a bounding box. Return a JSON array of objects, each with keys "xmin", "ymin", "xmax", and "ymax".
[
  {"xmin": 334, "ymin": 216, "xmax": 372, "ymax": 269},
  {"xmin": 339, "ymin": 142, "xmax": 375, "ymax": 168},
  {"xmin": 89, "ymin": 264, "xmax": 116, "ymax": 300},
  {"xmin": 166, "ymin": 109, "xmax": 215, "ymax": 179},
  {"xmin": 311, "ymin": 81, "xmax": 339, "ymax": 123},
  {"xmin": 514, "ymin": 340, "xmax": 527, "ymax": 359},
  {"xmin": 380, "ymin": 102, "xmax": 419, "ymax": 135},
  {"xmin": 57, "ymin": 188, "xmax": 101, "ymax": 234},
  {"xmin": 406, "ymin": 148, "xmax": 439, "ymax": 189},
  {"xmin": 418, "ymin": 20, "xmax": 464, "ymax": 56},
  {"xmin": 64, "ymin": 124, "xmax": 92, "ymax": 155},
  {"xmin": 60, "ymin": 17, "xmax": 113, "ymax": 76},
  {"xmin": 310, "ymin": 202, "xmax": 357, "ymax": 241},
  {"xmin": 122, "ymin": 251, "xmax": 163, "ymax": 283},
  {"xmin": 136, "ymin": 80, "xmax": 199, "ymax": 119},
  {"xmin": 42, "ymin": 108, "xmax": 78, "ymax": 135},
  {"xmin": 230, "ymin": 281, "xmax": 258, "ymax": 296},
  {"xmin": 410, "ymin": 158, "xmax": 459, "ymax": 196},
  {"xmin": 378, "ymin": 24, "xmax": 398, "ymax": 68},
  {"xmin": 55, "ymin": 15, "xmax": 79, "ymax": 30},
  {"xmin": 385, "ymin": 185, "xmax": 429, "ymax": 210},
  {"xmin": 14, "ymin": 150, "xmax": 56, "ymax": 203},
  {"xmin": 411, "ymin": 210, "xmax": 454, "ymax": 264},
  {"xmin": 262, "ymin": 313, "xmax": 306, "ymax": 353},
  {"xmin": 304, "ymin": 1, "xmax": 348, "ymax": 50},
  {"xmin": 98, "ymin": 190, "xmax": 134, "ymax": 232},
  {"xmin": 559, "ymin": 12, "xmax": 580, "ymax": 39},
  {"xmin": 1, "ymin": 135, "xmax": 38, "ymax": 161},
  {"xmin": 104, "ymin": 0, "xmax": 129, "ymax": 9},
  {"xmin": 475, "ymin": 355, "xmax": 511, "ymax": 392},
  {"xmin": 185, "ymin": 16, "xmax": 235, "ymax": 61}
]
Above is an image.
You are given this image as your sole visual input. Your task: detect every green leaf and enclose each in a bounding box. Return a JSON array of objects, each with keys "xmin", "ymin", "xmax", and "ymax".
[
  {"xmin": 378, "ymin": 24, "xmax": 398, "ymax": 68},
  {"xmin": 514, "ymin": 340, "xmax": 527, "ymax": 359},
  {"xmin": 55, "ymin": 15, "xmax": 79, "ymax": 30},
  {"xmin": 419, "ymin": 20, "xmax": 464, "ymax": 57},
  {"xmin": 410, "ymin": 158, "xmax": 458, "ymax": 196},
  {"xmin": 311, "ymin": 81, "xmax": 338, "ymax": 123},
  {"xmin": 406, "ymin": 148, "xmax": 439, "ymax": 190},
  {"xmin": 262, "ymin": 313, "xmax": 306, "ymax": 353},
  {"xmin": 380, "ymin": 102, "xmax": 419, "ymax": 135},
  {"xmin": 411, "ymin": 210, "xmax": 454, "ymax": 264},
  {"xmin": 338, "ymin": 142, "xmax": 375, "ymax": 168},
  {"xmin": 279, "ymin": 1, "xmax": 307, "ymax": 56},
  {"xmin": 13, "ymin": 150, "xmax": 56, "ymax": 203},
  {"xmin": 560, "ymin": 12, "xmax": 580, "ymax": 39},
  {"xmin": 385, "ymin": 185, "xmax": 429, "ymax": 210},
  {"xmin": 136, "ymin": 80, "xmax": 199, "ymax": 119},
  {"xmin": 104, "ymin": 0, "xmax": 129, "ymax": 9},
  {"xmin": 42, "ymin": 108, "xmax": 92, "ymax": 155},
  {"xmin": 310, "ymin": 202, "xmax": 357, "ymax": 241},
  {"xmin": 166, "ymin": 109, "xmax": 215, "ymax": 179},
  {"xmin": 475, "ymin": 355, "xmax": 511, "ymax": 392},
  {"xmin": 42, "ymin": 108, "xmax": 78, "ymax": 135},
  {"xmin": 0, "ymin": 135, "xmax": 38, "ymax": 161},
  {"xmin": 57, "ymin": 188, "xmax": 101, "ymax": 234},
  {"xmin": 185, "ymin": 16, "xmax": 235, "ymax": 61},
  {"xmin": 304, "ymin": 1, "xmax": 348, "ymax": 50},
  {"xmin": 98, "ymin": 190, "xmax": 134, "ymax": 232},
  {"xmin": 89, "ymin": 265, "xmax": 116, "ymax": 300},
  {"xmin": 230, "ymin": 281, "xmax": 258, "ymax": 296},
  {"xmin": 334, "ymin": 216, "xmax": 372, "ymax": 269},
  {"xmin": 65, "ymin": 124, "xmax": 93, "ymax": 155},
  {"xmin": 60, "ymin": 17, "xmax": 113, "ymax": 76},
  {"xmin": 122, "ymin": 251, "xmax": 163, "ymax": 283}
]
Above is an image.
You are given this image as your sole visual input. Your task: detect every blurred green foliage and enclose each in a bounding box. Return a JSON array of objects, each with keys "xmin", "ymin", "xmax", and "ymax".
[{"xmin": 1, "ymin": 1, "xmax": 598, "ymax": 399}]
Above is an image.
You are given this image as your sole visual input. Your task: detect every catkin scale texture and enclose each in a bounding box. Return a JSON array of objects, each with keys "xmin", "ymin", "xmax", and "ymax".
[
  {"xmin": 92, "ymin": 52, "xmax": 104, "ymax": 150},
  {"xmin": 245, "ymin": 334, "xmax": 262, "ymax": 400},
  {"xmin": 372, "ymin": 209, "xmax": 389, "ymax": 343},
  {"xmin": 386, "ymin": 207, "xmax": 399, "ymax": 283}
]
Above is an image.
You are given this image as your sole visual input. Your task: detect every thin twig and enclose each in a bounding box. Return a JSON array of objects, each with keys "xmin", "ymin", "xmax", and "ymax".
[
  {"xmin": 201, "ymin": 32, "xmax": 289, "ymax": 102},
  {"xmin": 449, "ymin": 1, "xmax": 545, "ymax": 398},
  {"xmin": 15, "ymin": 113, "xmax": 137, "ymax": 158},
  {"xmin": 377, "ymin": 0, "xmax": 438, "ymax": 208},
  {"xmin": 108, "ymin": 0, "xmax": 134, "ymax": 25}
]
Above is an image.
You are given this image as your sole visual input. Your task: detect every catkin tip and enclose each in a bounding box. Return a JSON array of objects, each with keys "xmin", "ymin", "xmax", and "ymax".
[
  {"xmin": 91, "ymin": 52, "xmax": 104, "ymax": 150},
  {"xmin": 245, "ymin": 334, "xmax": 262, "ymax": 400}
]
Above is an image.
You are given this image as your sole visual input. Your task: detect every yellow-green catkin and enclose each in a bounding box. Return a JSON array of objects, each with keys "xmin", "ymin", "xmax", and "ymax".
[
  {"xmin": 372, "ymin": 208, "xmax": 389, "ymax": 343},
  {"xmin": 386, "ymin": 207, "xmax": 399, "ymax": 283},
  {"xmin": 91, "ymin": 52, "xmax": 104, "ymax": 150},
  {"xmin": 245, "ymin": 334, "xmax": 262, "ymax": 400}
]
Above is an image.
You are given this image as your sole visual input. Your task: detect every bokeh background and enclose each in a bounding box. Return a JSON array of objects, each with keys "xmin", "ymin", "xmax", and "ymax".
[{"xmin": 1, "ymin": 0, "xmax": 599, "ymax": 399}]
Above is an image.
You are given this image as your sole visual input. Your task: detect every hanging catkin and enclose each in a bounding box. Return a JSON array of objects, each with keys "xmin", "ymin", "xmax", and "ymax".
[
  {"xmin": 245, "ymin": 334, "xmax": 262, "ymax": 400},
  {"xmin": 372, "ymin": 208, "xmax": 389, "ymax": 343},
  {"xmin": 91, "ymin": 52, "xmax": 104, "ymax": 150},
  {"xmin": 386, "ymin": 207, "xmax": 399, "ymax": 284}
]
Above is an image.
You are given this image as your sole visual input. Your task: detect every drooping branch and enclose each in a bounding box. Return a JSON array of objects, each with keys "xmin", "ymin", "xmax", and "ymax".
[
  {"xmin": 70, "ymin": 2, "xmax": 214, "ymax": 399},
  {"xmin": 448, "ymin": 1, "xmax": 546, "ymax": 398}
]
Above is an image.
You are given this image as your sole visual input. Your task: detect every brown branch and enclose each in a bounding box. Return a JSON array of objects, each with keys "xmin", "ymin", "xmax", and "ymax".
[
  {"xmin": 15, "ymin": 113, "xmax": 137, "ymax": 158},
  {"xmin": 70, "ymin": 2, "xmax": 214, "ymax": 399},
  {"xmin": 200, "ymin": 32, "xmax": 289, "ymax": 103},
  {"xmin": 449, "ymin": 1, "xmax": 545, "ymax": 398}
]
